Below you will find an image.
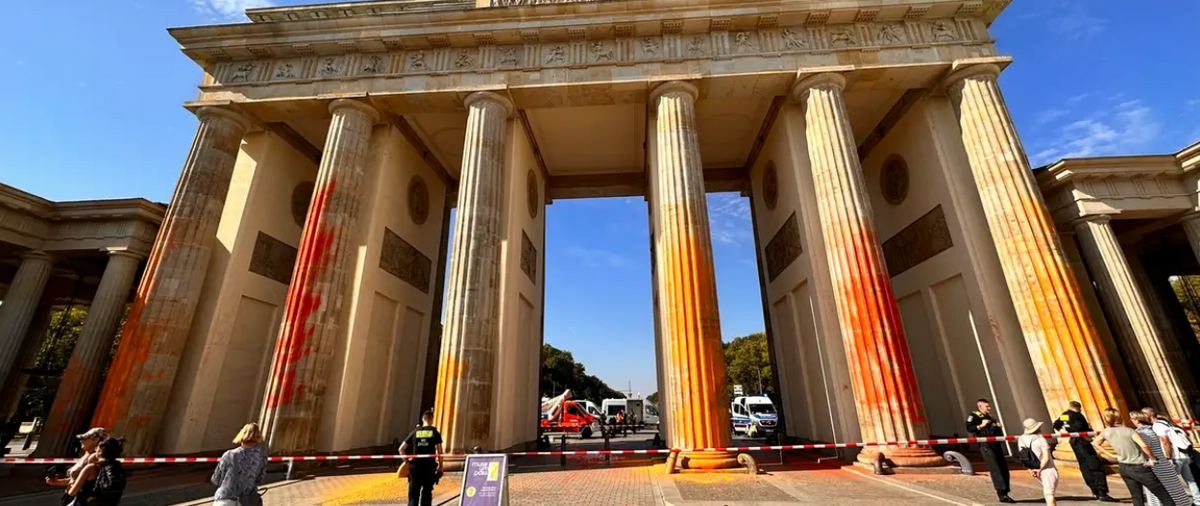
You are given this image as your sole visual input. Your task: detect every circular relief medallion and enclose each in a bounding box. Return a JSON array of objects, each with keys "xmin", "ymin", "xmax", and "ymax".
[
  {"xmin": 762, "ymin": 162, "xmax": 779, "ymax": 210},
  {"xmin": 881, "ymin": 155, "xmax": 910, "ymax": 206},
  {"xmin": 408, "ymin": 175, "xmax": 430, "ymax": 225},
  {"xmin": 290, "ymin": 182, "xmax": 315, "ymax": 227},
  {"xmin": 526, "ymin": 170, "xmax": 539, "ymax": 219}
]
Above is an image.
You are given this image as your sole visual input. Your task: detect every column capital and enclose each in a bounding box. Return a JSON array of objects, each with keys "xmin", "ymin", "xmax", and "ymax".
[
  {"xmin": 463, "ymin": 91, "xmax": 515, "ymax": 118},
  {"xmin": 1070, "ymin": 214, "xmax": 1113, "ymax": 228},
  {"xmin": 105, "ymin": 249, "xmax": 145, "ymax": 262},
  {"xmin": 328, "ymin": 99, "xmax": 381, "ymax": 123},
  {"xmin": 194, "ymin": 106, "xmax": 253, "ymax": 131},
  {"xmin": 649, "ymin": 80, "xmax": 699, "ymax": 104},
  {"xmin": 941, "ymin": 63, "xmax": 1002, "ymax": 94},
  {"xmin": 19, "ymin": 250, "xmax": 53, "ymax": 263},
  {"xmin": 790, "ymin": 71, "xmax": 849, "ymax": 102}
]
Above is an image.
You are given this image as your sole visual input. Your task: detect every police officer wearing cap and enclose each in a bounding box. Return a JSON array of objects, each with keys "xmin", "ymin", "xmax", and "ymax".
[
  {"xmin": 967, "ymin": 398, "xmax": 1014, "ymax": 503},
  {"xmin": 1053, "ymin": 401, "xmax": 1117, "ymax": 502},
  {"xmin": 400, "ymin": 409, "xmax": 443, "ymax": 506}
]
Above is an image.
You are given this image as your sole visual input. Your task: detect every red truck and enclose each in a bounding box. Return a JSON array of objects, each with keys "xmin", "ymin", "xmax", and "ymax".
[{"xmin": 540, "ymin": 390, "xmax": 602, "ymax": 438}]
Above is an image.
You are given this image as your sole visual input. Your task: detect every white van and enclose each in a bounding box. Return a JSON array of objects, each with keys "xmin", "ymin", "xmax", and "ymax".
[
  {"xmin": 643, "ymin": 402, "xmax": 660, "ymax": 427},
  {"xmin": 601, "ymin": 398, "xmax": 645, "ymax": 427},
  {"xmin": 730, "ymin": 396, "xmax": 778, "ymax": 438},
  {"xmin": 575, "ymin": 400, "xmax": 603, "ymax": 418}
]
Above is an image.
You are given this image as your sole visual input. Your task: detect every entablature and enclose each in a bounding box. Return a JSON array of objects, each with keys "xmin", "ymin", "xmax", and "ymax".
[{"xmin": 1038, "ymin": 155, "xmax": 1198, "ymax": 227}]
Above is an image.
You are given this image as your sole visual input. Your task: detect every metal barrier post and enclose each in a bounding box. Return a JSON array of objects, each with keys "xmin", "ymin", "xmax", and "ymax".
[
  {"xmin": 604, "ymin": 430, "xmax": 611, "ymax": 466},
  {"xmin": 560, "ymin": 434, "xmax": 567, "ymax": 468},
  {"xmin": 285, "ymin": 459, "xmax": 296, "ymax": 481}
]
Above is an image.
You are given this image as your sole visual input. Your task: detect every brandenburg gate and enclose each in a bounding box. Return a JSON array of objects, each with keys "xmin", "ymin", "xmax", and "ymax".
[{"xmin": 51, "ymin": 0, "xmax": 1195, "ymax": 470}]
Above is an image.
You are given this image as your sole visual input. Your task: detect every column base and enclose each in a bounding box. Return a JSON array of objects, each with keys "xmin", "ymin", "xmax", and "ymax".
[
  {"xmin": 439, "ymin": 455, "xmax": 466, "ymax": 472},
  {"xmin": 676, "ymin": 451, "xmax": 741, "ymax": 470},
  {"xmin": 858, "ymin": 446, "xmax": 947, "ymax": 468}
]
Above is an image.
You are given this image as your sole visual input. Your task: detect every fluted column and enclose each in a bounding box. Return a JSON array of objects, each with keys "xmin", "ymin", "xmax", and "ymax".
[
  {"xmin": 0, "ymin": 300, "xmax": 52, "ymax": 422},
  {"xmin": 1180, "ymin": 214, "xmax": 1200, "ymax": 267},
  {"xmin": 1074, "ymin": 216, "xmax": 1194, "ymax": 419},
  {"xmin": 648, "ymin": 81, "xmax": 735, "ymax": 469},
  {"xmin": 0, "ymin": 251, "xmax": 55, "ymax": 390},
  {"xmin": 793, "ymin": 73, "xmax": 941, "ymax": 467},
  {"xmin": 37, "ymin": 250, "xmax": 143, "ymax": 457},
  {"xmin": 433, "ymin": 92, "xmax": 512, "ymax": 458},
  {"xmin": 91, "ymin": 106, "xmax": 251, "ymax": 456},
  {"xmin": 944, "ymin": 62, "xmax": 1127, "ymax": 427},
  {"xmin": 260, "ymin": 99, "xmax": 378, "ymax": 453}
]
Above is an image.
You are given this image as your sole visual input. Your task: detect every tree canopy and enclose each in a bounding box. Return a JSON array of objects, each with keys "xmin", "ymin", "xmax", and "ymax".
[
  {"xmin": 540, "ymin": 344, "xmax": 625, "ymax": 402},
  {"xmin": 723, "ymin": 332, "xmax": 773, "ymax": 398}
]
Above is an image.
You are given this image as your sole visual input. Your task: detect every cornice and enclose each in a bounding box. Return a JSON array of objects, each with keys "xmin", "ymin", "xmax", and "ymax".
[
  {"xmin": 0, "ymin": 183, "xmax": 55, "ymax": 216},
  {"xmin": 170, "ymin": 0, "xmax": 1003, "ymax": 64},
  {"xmin": 1036, "ymin": 155, "xmax": 1184, "ymax": 192},
  {"xmin": 1178, "ymin": 140, "xmax": 1200, "ymax": 171},
  {"xmin": 49, "ymin": 199, "xmax": 167, "ymax": 225}
]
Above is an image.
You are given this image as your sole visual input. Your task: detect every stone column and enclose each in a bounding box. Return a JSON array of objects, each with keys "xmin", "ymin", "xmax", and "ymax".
[
  {"xmin": 944, "ymin": 62, "xmax": 1127, "ymax": 426},
  {"xmin": 259, "ymin": 99, "xmax": 378, "ymax": 453},
  {"xmin": 0, "ymin": 251, "xmax": 55, "ymax": 387},
  {"xmin": 37, "ymin": 250, "xmax": 143, "ymax": 457},
  {"xmin": 91, "ymin": 106, "xmax": 251, "ymax": 456},
  {"xmin": 433, "ymin": 92, "xmax": 512, "ymax": 458},
  {"xmin": 0, "ymin": 300, "xmax": 52, "ymax": 422},
  {"xmin": 1074, "ymin": 216, "xmax": 1194, "ymax": 419},
  {"xmin": 1180, "ymin": 214, "xmax": 1200, "ymax": 267},
  {"xmin": 648, "ymin": 81, "xmax": 735, "ymax": 469},
  {"xmin": 793, "ymin": 73, "xmax": 941, "ymax": 467}
]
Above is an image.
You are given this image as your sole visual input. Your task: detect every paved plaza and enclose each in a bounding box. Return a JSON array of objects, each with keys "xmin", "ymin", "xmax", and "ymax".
[{"xmin": 1, "ymin": 450, "xmax": 1143, "ymax": 506}]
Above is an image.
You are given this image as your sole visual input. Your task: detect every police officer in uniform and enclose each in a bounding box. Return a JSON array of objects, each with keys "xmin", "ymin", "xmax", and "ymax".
[
  {"xmin": 967, "ymin": 398, "xmax": 1014, "ymax": 503},
  {"xmin": 1053, "ymin": 401, "xmax": 1117, "ymax": 502},
  {"xmin": 400, "ymin": 409, "xmax": 443, "ymax": 506}
]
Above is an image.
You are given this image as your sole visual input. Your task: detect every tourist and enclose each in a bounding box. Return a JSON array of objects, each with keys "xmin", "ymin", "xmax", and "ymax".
[
  {"xmin": 211, "ymin": 423, "xmax": 268, "ymax": 506},
  {"xmin": 65, "ymin": 437, "xmax": 126, "ymax": 506},
  {"xmin": 1018, "ymin": 418, "xmax": 1058, "ymax": 505},
  {"xmin": 400, "ymin": 409, "xmax": 443, "ymax": 506},
  {"xmin": 1094, "ymin": 408, "xmax": 1174, "ymax": 506},
  {"xmin": 1053, "ymin": 401, "xmax": 1116, "ymax": 501},
  {"xmin": 966, "ymin": 399, "xmax": 1014, "ymax": 503},
  {"xmin": 1131, "ymin": 410, "xmax": 1191, "ymax": 506},
  {"xmin": 1145, "ymin": 408, "xmax": 1200, "ymax": 505},
  {"xmin": 46, "ymin": 427, "xmax": 107, "ymax": 499}
]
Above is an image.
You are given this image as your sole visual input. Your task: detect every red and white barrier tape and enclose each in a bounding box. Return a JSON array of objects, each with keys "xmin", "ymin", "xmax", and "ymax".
[{"xmin": 0, "ymin": 431, "xmax": 1108, "ymax": 465}]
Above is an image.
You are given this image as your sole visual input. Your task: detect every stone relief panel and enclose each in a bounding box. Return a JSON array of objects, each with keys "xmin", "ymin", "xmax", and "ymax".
[
  {"xmin": 881, "ymin": 205, "xmax": 953, "ymax": 277},
  {"xmin": 407, "ymin": 175, "xmax": 430, "ymax": 225},
  {"xmin": 880, "ymin": 155, "xmax": 909, "ymax": 206},
  {"xmin": 380, "ymin": 227, "xmax": 432, "ymax": 293},
  {"xmin": 209, "ymin": 17, "xmax": 989, "ymax": 86},
  {"xmin": 526, "ymin": 170, "xmax": 540, "ymax": 219},
  {"xmin": 764, "ymin": 212, "xmax": 802, "ymax": 282},
  {"xmin": 520, "ymin": 230, "xmax": 538, "ymax": 282},
  {"xmin": 291, "ymin": 182, "xmax": 315, "ymax": 227},
  {"xmin": 249, "ymin": 231, "xmax": 299, "ymax": 285}
]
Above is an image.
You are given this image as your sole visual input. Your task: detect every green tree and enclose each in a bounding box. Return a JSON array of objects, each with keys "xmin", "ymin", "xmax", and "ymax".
[
  {"xmin": 646, "ymin": 392, "xmax": 658, "ymax": 405},
  {"xmin": 540, "ymin": 344, "xmax": 624, "ymax": 402},
  {"xmin": 723, "ymin": 332, "xmax": 772, "ymax": 398},
  {"xmin": 1172, "ymin": 275, "xmax": 1200, "ymax": 337},
  {"xmin": 17, "ymin": 307, "xmax": 88, "ymax": 419}
]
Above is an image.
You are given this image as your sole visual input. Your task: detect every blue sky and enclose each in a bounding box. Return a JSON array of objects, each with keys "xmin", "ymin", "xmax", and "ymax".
[{"xmin": 1, "ymin": 1, "xmax": 1197, "ymax": 398}]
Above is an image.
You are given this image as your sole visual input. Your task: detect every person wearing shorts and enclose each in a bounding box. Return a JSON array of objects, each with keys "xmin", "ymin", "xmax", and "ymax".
[{"xmin": 1019, "ymin": 418, "xmax": 1060, "ymax": 506}]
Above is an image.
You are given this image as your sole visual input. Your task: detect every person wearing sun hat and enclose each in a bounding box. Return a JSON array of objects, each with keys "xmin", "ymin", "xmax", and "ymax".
[
  {"xmin": 1018, "ymin": 418, "xmax": 1059, "ymax": 506},
  {"xmin": 45, "ymin": 426, "xmax": 108, "ymax": 499}
]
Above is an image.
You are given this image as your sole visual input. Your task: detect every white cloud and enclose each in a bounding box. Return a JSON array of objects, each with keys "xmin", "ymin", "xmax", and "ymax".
[
  {"xmin": 1052, "ymin": 12, "xmax": 1106, "ymax": 40},
  {"xmin": 1035, "ymin": 108, "xmax": 1069, "ymax": 126},
  {"xmin": 1030, "ymin": 99, "xmax": 1161, "ymax": 166},
  {"xmin": 706, "ymin": 193, "xmax": 752, "ymax": 246},
  {"xmin": 1186, "ymin": 99, "xmax": 1200, "ymax": 110},
  {"xmin": 566, "ymin": 246, "xmax": 630, "ymax": 268},
  {"xmin": 189, "ymin": 0, "xmax": 274, "ymax": 22}
]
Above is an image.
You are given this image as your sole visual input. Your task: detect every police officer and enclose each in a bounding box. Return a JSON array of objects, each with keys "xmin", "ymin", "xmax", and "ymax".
[
  {"xmin": 1053, "ymin": 401, "xmax": 1117, "ymax": 502},
  {"xmin": 400, "ymin": 409, "xmax": 443, "ymax": 506},
  {"xmin": 967, "ymin": 398, "xmax": 1014, "ymax": 503}
]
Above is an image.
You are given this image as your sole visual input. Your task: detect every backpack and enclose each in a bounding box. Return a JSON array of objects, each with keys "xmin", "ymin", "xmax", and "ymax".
[
  {"xmin": 1017, "ymin": 436, "xmax": 1041, "ymax": 470},
  {"xmin": 1157, "ymin": 420, "xmax": 1194, "ymax": 453},
  {"xmin": 87, "ymin": 462, "xmax": 126, "ymax": 505}
]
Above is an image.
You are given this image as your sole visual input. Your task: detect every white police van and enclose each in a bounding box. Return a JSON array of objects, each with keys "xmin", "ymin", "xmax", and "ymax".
[{"xmin": 730, "ymin": 396, "xmax": 778, "ymax": 438}]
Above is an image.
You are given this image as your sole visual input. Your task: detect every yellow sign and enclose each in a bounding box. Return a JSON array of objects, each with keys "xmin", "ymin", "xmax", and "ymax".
[
  {"xmin": 466, "ymin": 486, "xmax": 477, "ymax": 498},
  {"xmin": 487, "ymin": 462, "xmax": 500, "ymax": 481},
  {"xmin": 416, "ymin": 430, "xmax": 434, "ymax": 438}
]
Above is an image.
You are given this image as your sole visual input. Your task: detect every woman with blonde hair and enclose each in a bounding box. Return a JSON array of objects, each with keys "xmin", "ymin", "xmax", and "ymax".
[
  {"xmin": 211, "ymin": 423, "xmax": 268, "ymax": 506},
  {"xmin": 1094, "ymin": 408, "xmax": 1175, "ymax": 506}
]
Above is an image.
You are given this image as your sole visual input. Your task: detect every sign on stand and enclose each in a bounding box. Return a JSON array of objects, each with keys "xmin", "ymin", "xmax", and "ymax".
[
  {"xmin": 459, "ymin": 454, "xmax": 509, "ymax": 506},
  {"xmin": 733, "ymin": 384, "xmax": 744, "ymax": 396}
]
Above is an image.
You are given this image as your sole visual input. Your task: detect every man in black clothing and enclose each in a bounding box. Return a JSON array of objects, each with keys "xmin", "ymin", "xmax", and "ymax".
[
  {"xmin": 966, "ymin": 398, "xmax": 1014, "ymax": 504},
  {"xmin": 1053, "ymin": 401, "xmax": 1117, "ymax": 502},
  {"xmin": 400, "ymin": 410, "xmax": 443, "ymax": 506}
]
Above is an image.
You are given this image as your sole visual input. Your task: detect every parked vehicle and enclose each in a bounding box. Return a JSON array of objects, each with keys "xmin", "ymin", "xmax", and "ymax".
[
  {"xmin": 575, "ymin": 400, "xmax": 603, "ymax": 418},
  {"xmin": 730, "ymin": 396, "xmax": 778, "ymax": 438},
  {"xmin": 601, "ymin": 398, "xmax": 645, "ymax": 432},
  {"xmin": 541, "ymin": 390, "xmax": 602, "ymax": 438},
  {"xmin": 643, "ymin": 402, "xmax": 660, "ymax": 427}
]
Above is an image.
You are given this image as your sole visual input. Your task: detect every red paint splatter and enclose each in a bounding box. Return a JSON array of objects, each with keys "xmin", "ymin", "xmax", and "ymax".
[{"xmin": 265, "ymin": 177, "xmax": 339, "ymax": 409}]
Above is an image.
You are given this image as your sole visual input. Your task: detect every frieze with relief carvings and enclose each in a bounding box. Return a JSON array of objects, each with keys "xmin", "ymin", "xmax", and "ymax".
[
  {"xmin": 208, "ymin": 17, "xmax": 989, "ymax": 87},
  {"xmin": 881, "ymin": 205, "xmax": 953, "ymax": 277}
]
